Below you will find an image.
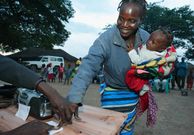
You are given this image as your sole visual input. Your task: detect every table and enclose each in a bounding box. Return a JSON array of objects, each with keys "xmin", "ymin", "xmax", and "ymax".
[{"xmin": 0, "ymin": 105, "xmax": 127, "ymax": 135}]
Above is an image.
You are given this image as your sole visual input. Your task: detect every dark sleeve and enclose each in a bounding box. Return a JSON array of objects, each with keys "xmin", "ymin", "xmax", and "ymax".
[{"xmin": 0, "ymin": 55, "xmax": 41, "ymax": 89}]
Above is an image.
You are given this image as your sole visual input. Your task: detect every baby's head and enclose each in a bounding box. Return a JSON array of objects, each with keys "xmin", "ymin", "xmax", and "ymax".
[{"xmin": 146, "ymin": 27, "xmax": 173, "ymax": 52}]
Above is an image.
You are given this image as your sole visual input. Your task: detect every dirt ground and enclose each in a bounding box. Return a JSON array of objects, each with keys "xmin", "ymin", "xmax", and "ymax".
[{"xmin": 49, "ymin": 82, "xmax": 194, "ymax": 135}]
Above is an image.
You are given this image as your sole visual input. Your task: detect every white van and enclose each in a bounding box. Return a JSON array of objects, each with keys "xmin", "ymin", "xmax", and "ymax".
[{"xmin": 24, "ymin": 55, "xmax": 64, "ymax": 70}]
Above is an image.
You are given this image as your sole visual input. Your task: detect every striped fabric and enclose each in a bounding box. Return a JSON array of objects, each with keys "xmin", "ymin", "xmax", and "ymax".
[{"xmin": 100, "ymin": 87, "xmax": 139, "ymax": 135}]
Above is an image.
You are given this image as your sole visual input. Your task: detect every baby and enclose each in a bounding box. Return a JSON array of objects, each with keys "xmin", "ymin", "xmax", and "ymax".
[
  {"xmin": 125, "ymin": 27, "xmax": 176, "ymax": 112},
  {"xmin": 129, "ymin": 27, "xmax": 176, "ymax": 75}
]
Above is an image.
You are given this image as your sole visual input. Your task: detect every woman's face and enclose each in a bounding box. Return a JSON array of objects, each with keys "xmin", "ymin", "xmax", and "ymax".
[{"xmin": 117, "ymin": 3, "xmax": 142, "ymax": 39}]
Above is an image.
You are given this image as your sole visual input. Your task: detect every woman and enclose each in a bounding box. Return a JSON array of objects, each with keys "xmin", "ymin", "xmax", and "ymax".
[{"xmin": 66, "ymin": 0, "xmax": 149, "ymax": 134}]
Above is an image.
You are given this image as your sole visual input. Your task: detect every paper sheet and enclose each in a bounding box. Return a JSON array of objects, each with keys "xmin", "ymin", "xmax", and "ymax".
[
  {"xmin": 15, "ymin": 103, "xmax": 31, "ymax": 121},
  {"xmin": 47, "ymin": 121, "xmax": 63, "ymax": 135}
]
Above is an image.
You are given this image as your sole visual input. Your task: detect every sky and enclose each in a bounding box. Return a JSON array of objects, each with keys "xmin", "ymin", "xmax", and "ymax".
[{"xmin": 54, "ymin": 0, "xmax": 194, "ymax": 59}]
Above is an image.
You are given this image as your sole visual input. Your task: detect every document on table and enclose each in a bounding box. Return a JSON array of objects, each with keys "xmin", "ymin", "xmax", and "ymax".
[
  {"xmin": 47, "ymin": 121, "xmax": 63, "ymax": 135},
  {"xmin": 15, "ymin": 103, "xmax": 31, "ymax": 121}
]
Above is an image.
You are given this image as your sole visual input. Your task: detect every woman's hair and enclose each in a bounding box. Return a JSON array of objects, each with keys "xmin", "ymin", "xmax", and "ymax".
[
  {"xmin": 159, "ymin": 27, "xmax": 174, "ymax": 47},
  {"xmin": 117, "ymin": 0, "xmax": 147, "ymax": 17}
]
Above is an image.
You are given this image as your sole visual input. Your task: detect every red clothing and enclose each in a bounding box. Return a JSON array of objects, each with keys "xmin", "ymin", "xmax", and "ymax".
[
  {"xmin": 58, "ymin": 66, "xmax": 64, "ymax": 79},
  {"xmin": 158, "ymin": 45, "xmax": 176, "ymax": 75},
  {"xmin": 48, "ymin": 73, "xmax": 54, "ymax": 80},
  {"xmin": 58, "ymin": 66, "xmax": 64, "ymax": 73},
  {"xmin": 125, "ymin": 69, "xmax": 149, "ymax": 93},
  {"xmin": 125, "ymin": 69, "xmax": 149, "ymax": 112},
  {"xmin": 125, "ymin": 45, "xmax": 176, "ymax": 112}
]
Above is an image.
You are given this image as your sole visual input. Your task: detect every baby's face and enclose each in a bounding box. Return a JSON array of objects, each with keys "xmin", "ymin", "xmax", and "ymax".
[{"xmin": 146, "ymin": 30, "xmax": 168, "ymax": 52}]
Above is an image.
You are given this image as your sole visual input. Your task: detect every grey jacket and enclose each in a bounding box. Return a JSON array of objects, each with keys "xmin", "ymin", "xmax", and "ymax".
[
  {"xmin": 0, "ymin": 55, "xmax": 40, "ymax": 89},
  {"xmin": 67, "ymin": 25, "xmax": 150, "ymax": 103}
]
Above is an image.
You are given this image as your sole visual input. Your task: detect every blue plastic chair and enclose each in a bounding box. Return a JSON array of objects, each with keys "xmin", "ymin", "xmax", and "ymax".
[
  {"xmin": 165, "ymin": 75, "xmax": 172, "ymax": 94},
  {"xmin": 151, "ymin": 75, "xmax": 172, "ymax": 94}
]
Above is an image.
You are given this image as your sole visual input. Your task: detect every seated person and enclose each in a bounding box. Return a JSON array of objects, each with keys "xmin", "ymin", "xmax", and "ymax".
[
  {"xmin": 125, "ymin": 27, "xmax": 176, "ymax": 114},
  {"xmin": 154, "ymin": 76, "xmax": 170, "ymax": 92}
]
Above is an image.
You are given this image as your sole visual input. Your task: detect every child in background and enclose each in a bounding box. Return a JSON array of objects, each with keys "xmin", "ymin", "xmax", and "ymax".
[
  {"xmin": 47, "ymin": 63, "xmax": 54, "ymax": 82},
  {"xmin": 40, "ymin": 64, "xmax": 48, "ymax": 80},
  {"xmin": 58, "ymin": 63, "xmax": 64, "ymax": 83},
  {"xmin": 64, "ymin": 64, "xmax": 72, "ymax": 85},
  {"xmin": 125, "ymin": 27, "xmax": 176, "ymax": 123},
  {"xmin": 70, "ymin": 60, "xmax": 81, "ymax": 84}
]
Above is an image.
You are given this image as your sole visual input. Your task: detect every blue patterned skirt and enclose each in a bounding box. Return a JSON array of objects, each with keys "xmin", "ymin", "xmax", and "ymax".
[{"xmin": 100, "ymin": 87, "xmax": 139, "ymax": 135}]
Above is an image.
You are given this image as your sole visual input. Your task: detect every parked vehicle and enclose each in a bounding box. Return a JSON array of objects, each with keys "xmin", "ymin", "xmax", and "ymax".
[{"xmin": 24, "ymin": 55, "xmax": 64, "ymax": 70}]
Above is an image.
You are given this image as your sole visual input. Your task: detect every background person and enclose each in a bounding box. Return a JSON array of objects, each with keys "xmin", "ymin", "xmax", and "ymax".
[
  {"xmin": 154, "ymin": 77, "xmax": 169, "ymax": 92},
  {"xmin": 186, "ymin": 69, "xmax": 194, "ymax": 90},
  {"xmin": 171, "ymin": 59, "xmax": 178, "ymax": 90},
  {"xmin": 64, "ymin": 64, "xmax": 72, "ymax": 85},
  {"xmin": 40, "ymin": 64, "xmax": 48, "ymax": 80},
  {"xmin": 176, "ymin": 57, "xmax": 188, "ymax": 90},
  {"xmin": 70, "ymin": 60, "xmax": 81, "ymax": 84},
  {"xmin": 47, "ymin": 63, "xmax": 54, "ymax": 82},
  {"xmin": 58, "ymin": 63, "xmax": 64, "ymax": 83}
]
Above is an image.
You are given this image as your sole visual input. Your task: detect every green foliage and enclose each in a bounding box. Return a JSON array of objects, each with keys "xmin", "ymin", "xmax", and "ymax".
[
  {"xmin": 143, "ymin": 4, "xmax": 194, "ymax": 44},
  {"xmin": 0, "ymin": 0, "xmax": 75, "ymax": 52},
  {"xmin": 185, "ymin": 46, "xmax": 194, "ymax": 60}
]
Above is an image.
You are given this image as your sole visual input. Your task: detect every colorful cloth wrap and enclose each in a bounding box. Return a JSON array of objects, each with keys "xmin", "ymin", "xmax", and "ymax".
[
  {"xmin": 123, "ymin": 45, "xmax": 176, "ymax": 127},
  {"xmin": 125, "ymin": 69, "xmax": 158, "ymax": 127},
  {"xmin": 100, "ymin": 86, "xmax": 138, "ymax": 135}
]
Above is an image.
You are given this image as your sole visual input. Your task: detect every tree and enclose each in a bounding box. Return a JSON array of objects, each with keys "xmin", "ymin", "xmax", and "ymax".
[
  {"xmin": 141, "ymin": 4, "xmax": 194, "ymax": 59},
  {"xmin": 0, "ymin": 0, "xmax": 74, "ymax": 52},
  {"xmin": 185, "ymin": 46, "xmax": 194, "ymax": 59}
]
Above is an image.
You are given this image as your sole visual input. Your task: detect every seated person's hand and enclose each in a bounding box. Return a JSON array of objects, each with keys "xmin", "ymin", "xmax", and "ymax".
[{"xmin": 3, "ymin": 120, "xmax": 53, "ymax": 135}]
